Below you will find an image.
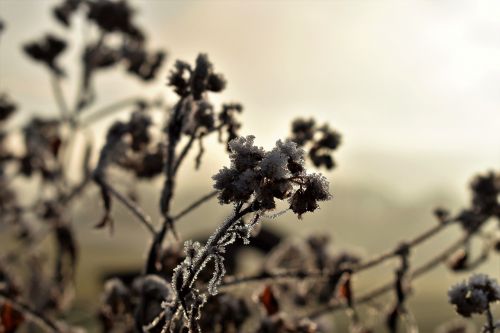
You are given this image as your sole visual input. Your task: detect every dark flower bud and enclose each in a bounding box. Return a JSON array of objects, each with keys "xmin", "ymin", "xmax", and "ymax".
[
  {"xmin": 168, "ymin": 60, "xmax": 192, "ymax": 97},
  {"xmin": 290, "ymin": 118, "xmax": 341, "ymax": 170},
  {"xmin": 53, "ymin": 0, "xmax": 81, "ymax": 27},
  {"xmin": 470, "ymin": 171, "xmax": 499, "ymax": 217},
  {"xmin": 317, "ymin": 126, "xmax": 341, "ymax": 150},
  {"xmin": 206, "ymin": 73, "xmax": 226, "ymax": 92},
  {"xmin": 433, "ymin": 207, "xmax": 450, "ymax": 223},
  {"xmin": 23, "ymin": 34, "xmax": 67, "ymax": 76},
  {"xmin": 0, "ymin": 94, "xmax": 16, "ymax": 122},
  {"xmin": 309, "ymin": 149, "xmax": 334, "ymax": 170},
  {"xmin": 291, "ymin": 118, "xmax": 316, "ymax": 145},
  {"xmin": 87, "ymin": 0, "xmax": 134, "ymax": 33},
  {"xmin": 289, "ymin": 174, "xmax": 330, "ymax": 218}
]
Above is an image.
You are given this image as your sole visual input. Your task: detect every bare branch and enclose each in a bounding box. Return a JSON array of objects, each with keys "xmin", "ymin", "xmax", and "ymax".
[
  {"xmin": 79, "ymin": 97, "xmax": 146, "ymax": 127},
  {"xmin": 50, "ymin": 74, "xmax": 70, "ymax": 121},
  {"xmin": 172, "ymin": 190, "xmax": 218, "ymax": 222},
  {"xmin": 97, "ymin": 177, "xmax": 156, "ymax": 236}
]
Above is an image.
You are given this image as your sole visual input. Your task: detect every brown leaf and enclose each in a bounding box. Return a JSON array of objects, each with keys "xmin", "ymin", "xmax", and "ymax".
[
  {"xmin": 258, "ymin": 285, "xmax": 279, "ymax": 316},
  {"xmin": 1, "ymin": 302, "xmax": 24, "ymax": 333}
]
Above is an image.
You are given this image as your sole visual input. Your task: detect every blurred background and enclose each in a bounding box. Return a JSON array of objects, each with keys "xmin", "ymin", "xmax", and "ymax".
[{"xmin": 1, "ymin": 0, "xmax": 499, "ymax": 331}]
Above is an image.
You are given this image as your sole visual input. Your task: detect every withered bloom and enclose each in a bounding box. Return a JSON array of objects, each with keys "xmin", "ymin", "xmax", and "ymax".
[{"xmin": 23, "ymin": 34, "xmax": 67, "ymax": 76}]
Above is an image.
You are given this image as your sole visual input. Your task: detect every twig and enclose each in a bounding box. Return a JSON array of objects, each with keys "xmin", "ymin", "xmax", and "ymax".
[
  {"xmin": 79, "ymin": 97, "xmax": 146, "ymax": 127},
  {"xmin": 0, "ymin": 292, "xmax": 63, "ymax": 333},
  {"xmin": 351, "ymin": 219, "xmax": 455, "ymax": 273},
  {"xmin": 173, "ymin": 130, "xmax": 198, "ymax": 174},
  {"xmin": 307, "ymin": 233, "xmax": 472, "ymax": 319},
  {"xmin": 484, "ymin": 306, "xmax": 495, "ymax": 333},
  {"xmin": 60, "ymin": 176, "xmax": 91, "ymax": 205},
  {"xmin": 172, "ymin": 190, "xmax": 218, "ymax": 222},
  {"xmin": 50, "ymin": 74, "xmax": 70, "ymax": 121},
  {"xmin": 220, "ymin": 270, "xmax": 325, "ymax": 289},
  {"xmin": 98, "ymin": 178, "xmax": 156, "ymax": 236}
]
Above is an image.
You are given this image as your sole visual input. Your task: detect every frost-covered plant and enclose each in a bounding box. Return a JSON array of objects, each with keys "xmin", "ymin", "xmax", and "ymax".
[
  {"xmin": 1, "ymin": 1, "xmax": 500, "ymax": 333},
  {"xmin": 164, "ymin": 137, "xmax": 331, "ymax": 331},
  {"xmin": 213, "ymin": 136, "xmax": 330, "ymax": 216},
  {"xmin": 448, "ymin": 274, "xmax": 500, "ymax": 332}
]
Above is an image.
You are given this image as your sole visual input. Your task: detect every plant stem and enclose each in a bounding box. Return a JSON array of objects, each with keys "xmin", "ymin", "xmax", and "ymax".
[
  {"xmin": 352, "ymin": 219, "xmax": 455, "ymax": 273},
  {"xmin": 79, "ymin": 97, "xmax": 145, "ymax": 127},
  {"xmin": 50, "ymin": 74, "xmax": 70, "ymax": 121},
  {"xmin": 98, "ymin": 177, "xmax": 156, "ymax": 236},
  {"xmin": 484, "ymin": 305, "xmax": 495, "ymax": 333},
  {"xmin": 173, "ymin": 129, "xmax": 199, "ymax": 174},
  {"xmin": 306, "ymin": 233, "xmax": 472, "ymax": 319}
]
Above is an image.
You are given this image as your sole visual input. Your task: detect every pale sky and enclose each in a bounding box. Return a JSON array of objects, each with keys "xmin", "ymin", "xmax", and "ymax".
[{"xmin": 1, "ymin": 0, "xmax": 499, "ymax": 202}]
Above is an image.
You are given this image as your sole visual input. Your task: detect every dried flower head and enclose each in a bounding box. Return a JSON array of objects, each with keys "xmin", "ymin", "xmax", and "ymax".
[
  {"xmin": 168, "ymin": 53, "xmax": 226, "ymax": 100},
  {"xmin": 448, "ymin": 273, "xmax": 500, "ymax": 317},
  {"xmin": 53, "ymin": 0, "xmax": 81, "ymax": 27},
  {"xmin": 23, "ymin": 34, "xmax": 67, "ymax": 76},
  {"xmin": 213, "ymin": 136, "xmax": 331, "ymax": 216},
  {"xmin": 290, "ymin": 118, "xmax": 341, "ymax": 170}
]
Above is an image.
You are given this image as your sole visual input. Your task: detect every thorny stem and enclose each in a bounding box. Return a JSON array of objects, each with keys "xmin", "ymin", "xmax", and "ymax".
[
  {"xmin": 97, "ymin": 177, "xmax": 156, "ymax": 236},
  {"xmin": 172, "ymin": 190, "xmax": 218, "ymax": 222},
  {"xmin": 0, "ymin": 292, "xmax": 63, "ymax": 333}
]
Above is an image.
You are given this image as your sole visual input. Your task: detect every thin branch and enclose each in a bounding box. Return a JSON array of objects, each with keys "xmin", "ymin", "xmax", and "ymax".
[
  {"xmin": 220, "ymin": 270, "xmax": 325, "ymax": 289},
  {"xmin": 484, "ymin": 306, "xmax": 495, "ymax": 333},
  {"xmin": 98, "ymin": 178, "xmax": 156, "ymax": 236},
  {"xmin": 60, "ymin": 175, "xmax": 91, "ymax": 205},
  {"xmin": 0, "ymin": 292, "xmax": 63, "ymax": 333},
  {"xmin": 307, "ymin": 233, "xmax": 472, "ymax": 319},
  {"xmin": 173, "ymin": 130, "xmax": 198, "ymax": 174},
  {"xmin": 172, "ymin": 190, "xmax": 218, "ymax": 222},
  {"xmin": 50, "ymin": 74, "xmax": 70, "ymax": 121},
  {"xmin": 79, "ymin": 97, "xmax": 146, "ymax": 127},
  {"xmin": 351, "ymin": 219, "xmax": 455, "ymax": 273}
]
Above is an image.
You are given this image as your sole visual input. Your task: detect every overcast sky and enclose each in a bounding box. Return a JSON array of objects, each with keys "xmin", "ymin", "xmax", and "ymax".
[{"xmin": 1, "ymin": 0, "xmax": 499, "ymax": 202}]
